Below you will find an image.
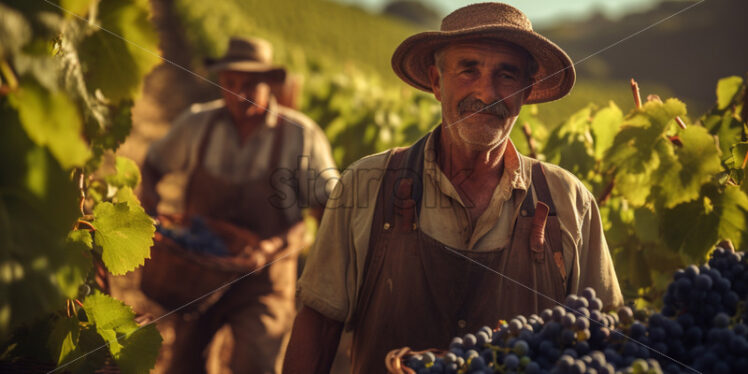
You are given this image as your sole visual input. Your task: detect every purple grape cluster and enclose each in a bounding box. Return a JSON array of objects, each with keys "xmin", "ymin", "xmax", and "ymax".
[
  {"xmin": 402, "ymin": 247, "xmax": 748, "ymax": 374},
  {"xmin": 156, "ymin": 216, "xmax": 230, "ymax": 256}
]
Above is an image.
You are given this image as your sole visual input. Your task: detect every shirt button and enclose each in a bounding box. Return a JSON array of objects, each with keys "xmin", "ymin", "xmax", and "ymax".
[{"xmin": 457, "ymin": 319, "xmax": 467, "ymax": 329}]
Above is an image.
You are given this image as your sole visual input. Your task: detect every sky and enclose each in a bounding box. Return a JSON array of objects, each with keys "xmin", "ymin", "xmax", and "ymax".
[{"xmin": 333, "ymin": 0, "xmax": 663, "ymax": 27}]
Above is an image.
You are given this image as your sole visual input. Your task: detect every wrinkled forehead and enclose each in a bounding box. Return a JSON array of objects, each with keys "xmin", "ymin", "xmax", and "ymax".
[{"xmin": 436, "ymin": 38, "xmax": 533, "ymax": 65}]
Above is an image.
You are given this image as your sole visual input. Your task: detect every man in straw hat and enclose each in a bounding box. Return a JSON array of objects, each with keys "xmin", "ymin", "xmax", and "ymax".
[
  {"xmin": 140, "ymin": 37, "xmax": 338, "ymax": 373},
  {"xmin": 283, "ymin": 3, "xmax": 622, "ymax": 372}
]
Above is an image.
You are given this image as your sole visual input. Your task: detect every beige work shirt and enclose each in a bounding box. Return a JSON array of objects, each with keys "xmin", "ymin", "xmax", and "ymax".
[
  {"xmin": 146, "ymin": 97, "xmax": 339, "ymax": 223},
  {"xmin": 297, "ymin": 130, "xmax": 623, "ymax": 324}
]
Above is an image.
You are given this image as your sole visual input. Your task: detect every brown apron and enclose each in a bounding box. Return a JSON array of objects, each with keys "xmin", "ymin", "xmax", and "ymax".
[
  {"xmin": 350, "ymin": 128, "xmax": 568, "ymax": 373},
  {"xmin": 167, "ymin": 112, "xmax": 298, "ymax": 374}
]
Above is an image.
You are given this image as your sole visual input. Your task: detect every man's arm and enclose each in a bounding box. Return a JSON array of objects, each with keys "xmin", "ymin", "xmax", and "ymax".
[
  {"xmin": 282, "ymin": 306, "xmax": 343, "ymax": 374},
  {"xmin": 140, "ymin": 159, "xmax": 164, "ymax": 216}
]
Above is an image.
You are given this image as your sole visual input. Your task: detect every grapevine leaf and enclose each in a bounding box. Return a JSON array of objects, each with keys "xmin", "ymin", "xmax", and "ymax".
[
  {"xmin": 543, "ymin": 106, "xmax": 596, "ymax": 176},
  {"xmin": 716, "ymin": 76, "xmax": 744, "ymax": 110},
  {"xmin": 663, "ymin": 185, "xmax": 748, "ymax": 260},
  {"xmin": 653, "ymin": 126, "xmax": 722, "ymax": 208},
  {"xmin": 730, "ymin": 142, "xmax": 748, "ymax": 171},
  {"xmin": 7, "ymin": 79, "xmax": 91, "ymax": 169},
  {"xmin": 82, "ymin": 291, "xmax": 162, "ymax": 372},
  {"xmin": 77, "ymin": 0, "xmax": 160, "ymax": 102},
  {"xmin": 105, "ymin": 156, "xmax": 141, "ymax": 189},
  {"xmin": 60, "ymin": 0, "xmax": 95, "ymax": 17},
  {"xmin": 640, "ymin": 98, "xmax": 688, "ymax": 132},
  {"xmin": 0, "ymin": 105, "xmax": 79, "ymax": 338},
  {"xmin": 590, "ymin": 102, "xmax": 623, "ymax": 160},
  {"xmin": 115, "ymin": 324, "xmax": 163, "ymax": 374},
  {"xmin": 660, "ymin": 198, "xmax": 714, "ymax": 260},
  {"xmin": 82, "ymin": 292, "xmax": 137, "ymax": 356},
  {"xmin": 62, "ymin": 325, "xmax": 110, "ymax": 374},
  {"xmin": 633, "ymin": 207, "xmax": 659, "ymax": 243},
  {"xmin": 56, "ymin": 230, "xmax": 93, "ymax": 299},
  {"xmin": 604, "ymin": 123, "xmax": 663, "ymax": 175},
  {"xmin": 712, "ymin": 114, "xmax": 744, "ymax": 158},
  {"xmin": 48, "ymin": 316, "xmax": 80, "ymax": 365},
  {"xmin": 615, "ymin": 167, "xmax": 655, "ymax": 207},
  {"xmin": 612, "ymin": 248, "xmax": 652, "ymax": 290},
  {"xmin": 709, "ymin": 186, "xmax": 748, "ymax": 252},
  {"xmin": 92, "ymin": 187, "xmax": 154, "ymax": 275}
]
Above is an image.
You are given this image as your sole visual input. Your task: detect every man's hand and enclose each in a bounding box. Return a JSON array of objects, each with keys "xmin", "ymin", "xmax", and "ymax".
[{"xmin": 140, "ymin": 160, "xmax": 163, "ymax": 216}]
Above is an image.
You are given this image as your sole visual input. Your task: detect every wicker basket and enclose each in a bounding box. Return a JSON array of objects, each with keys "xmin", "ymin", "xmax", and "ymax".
[
  {"xmin": 385, "ymin": 347, "xmax": 446, "ymax": 374},
  {"xmin": 140, "ymin": 215, "xmax": 261, "ymax": 312}
]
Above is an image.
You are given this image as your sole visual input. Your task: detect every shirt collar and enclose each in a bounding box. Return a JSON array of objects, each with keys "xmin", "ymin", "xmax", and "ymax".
[{"xmin": 423, "ymin": 125, "xmax": 532, "ymax": 193}]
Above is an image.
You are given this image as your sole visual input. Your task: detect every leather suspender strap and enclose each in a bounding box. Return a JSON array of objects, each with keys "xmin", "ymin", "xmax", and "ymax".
[
  {"xmin": 530, "ymin": 162, "xmax": 566, "ymax": 281},
  {"xmin": 269, "ymin": 121, "xmax": 286, "ymax": 170},
  {"xmin": 383, "ymin": 128, "xmax": 431, "ymax": 226},
  {"xmin": 194, "ymin": 111, "xmax": 223, "ymax": 169}
]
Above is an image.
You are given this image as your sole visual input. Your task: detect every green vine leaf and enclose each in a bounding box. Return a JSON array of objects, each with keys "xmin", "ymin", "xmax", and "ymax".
[
  {"xmin": 92, "ymin": 187, "xmax": 154, "ymax": 275},
  {"xmin": 590, "ymin": 102, "xmax": 623, "ymax": 160},
  {"xmin": 77, "ymin": 0, "xmax": 160, "ymax": 103},
  {"xmin": 653, "ymin": 126, "xmax": 722, "ymax": 208},
  {"xmin": 56, "ymin": 230, "xmax": 93, "ymax": 299},
  {"xmin": 716, "ymin": 76, "xmax": 744, "ymax": 110},
  {"xmin": 82, "ymin": 292, "xmax": 162, "ymax": 373},
  {"xmin": 105, "ymin": 156, "xmax": 141, "ymax": 189},
  {"xmin": 7, "ymin": 80, "xmax": 91, "ymax": 169},
  {"xmin": 48, "ymin": 316, "xmax": 80, "ymax": 365}
]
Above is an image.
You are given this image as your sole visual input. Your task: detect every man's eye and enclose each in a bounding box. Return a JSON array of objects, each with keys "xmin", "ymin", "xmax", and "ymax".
[{"xmin": 500, "ymin": 73, "xmax": 517, "ymax": 80}]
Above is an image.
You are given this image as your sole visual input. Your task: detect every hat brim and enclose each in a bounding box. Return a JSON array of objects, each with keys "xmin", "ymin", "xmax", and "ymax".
[
  {"xmin": 205, "ymin": 59, "xmax": 287, "ymax": 81},
  {"xmin": 391, "ymin": 26, "xmax": 575, "ymax": 104}
]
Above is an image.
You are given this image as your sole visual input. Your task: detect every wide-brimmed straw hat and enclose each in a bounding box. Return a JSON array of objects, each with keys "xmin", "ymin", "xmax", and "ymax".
[
  {"xmin": 391, "ymin": 2, "xmax": 575, "ymax": 104},
  {"xmin": 205, "ymin": 37, "xmax": 286, "ymax": 81}
]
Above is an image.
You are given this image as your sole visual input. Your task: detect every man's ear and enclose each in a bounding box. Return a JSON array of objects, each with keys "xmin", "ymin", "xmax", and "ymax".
[{"xmin": 428, "ymin": 65, "xmax": 442, "ymax": 102}]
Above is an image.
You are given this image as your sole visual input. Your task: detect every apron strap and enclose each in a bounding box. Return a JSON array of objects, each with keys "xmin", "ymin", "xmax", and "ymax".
[
  {"xmin": 382, "ymin": 126, "xmax": 433, "ymax": 227},
  {"xmin": 184, "ymin": 111, "xmax": 223, "ymax": 214},
  {"xmin": 524, "ymin": 161, "xmax": 567, "ymax": 281}
]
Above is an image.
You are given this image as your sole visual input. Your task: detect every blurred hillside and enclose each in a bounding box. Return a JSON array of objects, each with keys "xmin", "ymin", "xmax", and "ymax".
[
  {"xmin": 169, "ymin": 0, "xmax": 684, "ymax": 127},
  {"xmin": 540, "ymin": 0, "xmax": 748, "ymax": 114}
]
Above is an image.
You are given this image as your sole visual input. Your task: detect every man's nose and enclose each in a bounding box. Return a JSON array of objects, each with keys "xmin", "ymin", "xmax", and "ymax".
[{"xmin": 473, "ymin": 75, "xmax": 503, "ymax": 105}]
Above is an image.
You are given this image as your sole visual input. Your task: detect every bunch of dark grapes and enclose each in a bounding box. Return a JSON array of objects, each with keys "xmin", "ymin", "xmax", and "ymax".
[
  {"xmin": 402, "ymin": 247, "xmax": 748, "ymax": 374},
  {"xmin": 156, "ymin": 216, "xmax": 230, "ymax": 256}
]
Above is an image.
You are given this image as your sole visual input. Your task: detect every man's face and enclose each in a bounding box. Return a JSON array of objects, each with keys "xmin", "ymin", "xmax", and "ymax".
[
  {"xmin": 219, "ymin": 70, "xmax": 272, "ymax": 121},
  {"xmin": 428, "ymin": 40, "xmax": 533, "ymax": 151}
]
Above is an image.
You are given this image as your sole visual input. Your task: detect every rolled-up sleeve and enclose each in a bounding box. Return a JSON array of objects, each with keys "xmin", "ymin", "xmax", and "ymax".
[
  {"xmin": 145, "ymin": 110, "xmax": 200, "ymax": 175},
  {"xmin": 299, "ymin": 124, "xmax": 339, "ymax": 210},
  {"xmin": 296, "ymin": 166, "xmax": 357, "ymax": 322}
]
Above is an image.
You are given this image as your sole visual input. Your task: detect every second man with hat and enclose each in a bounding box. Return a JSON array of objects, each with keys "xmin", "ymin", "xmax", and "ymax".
[{"xmin": 141, "ymin": 36, "xmax": 339, "ymax": 373}]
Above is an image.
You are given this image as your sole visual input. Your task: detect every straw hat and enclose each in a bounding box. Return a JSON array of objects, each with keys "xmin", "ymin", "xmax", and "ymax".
[
  {"xmin": 391, "ymin": 3, "xmax": 575, "ymax": 104},
  {"xmin": 205, "ymin": 37, "xmax": 286, "ymax": 81}
]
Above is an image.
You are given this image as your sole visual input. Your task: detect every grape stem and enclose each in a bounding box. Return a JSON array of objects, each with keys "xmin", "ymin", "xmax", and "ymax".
[
  {"xmin": 77, "ymin": 219, "xmax": 96, "ymax": 231},
  {"xmin": 630, "ymin": 78, "xmax": 642, "ymax": 109},
  {"xmin": 598, "ymin": 178, "xmax": 616, "ymax": 207},
  {"xmin": 0, "ymin": 58, "xmax": 18, "ymax": 95},
  {"xmin": 521, "ymin": 122, "xmax": 538, "ymax": 159}
]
